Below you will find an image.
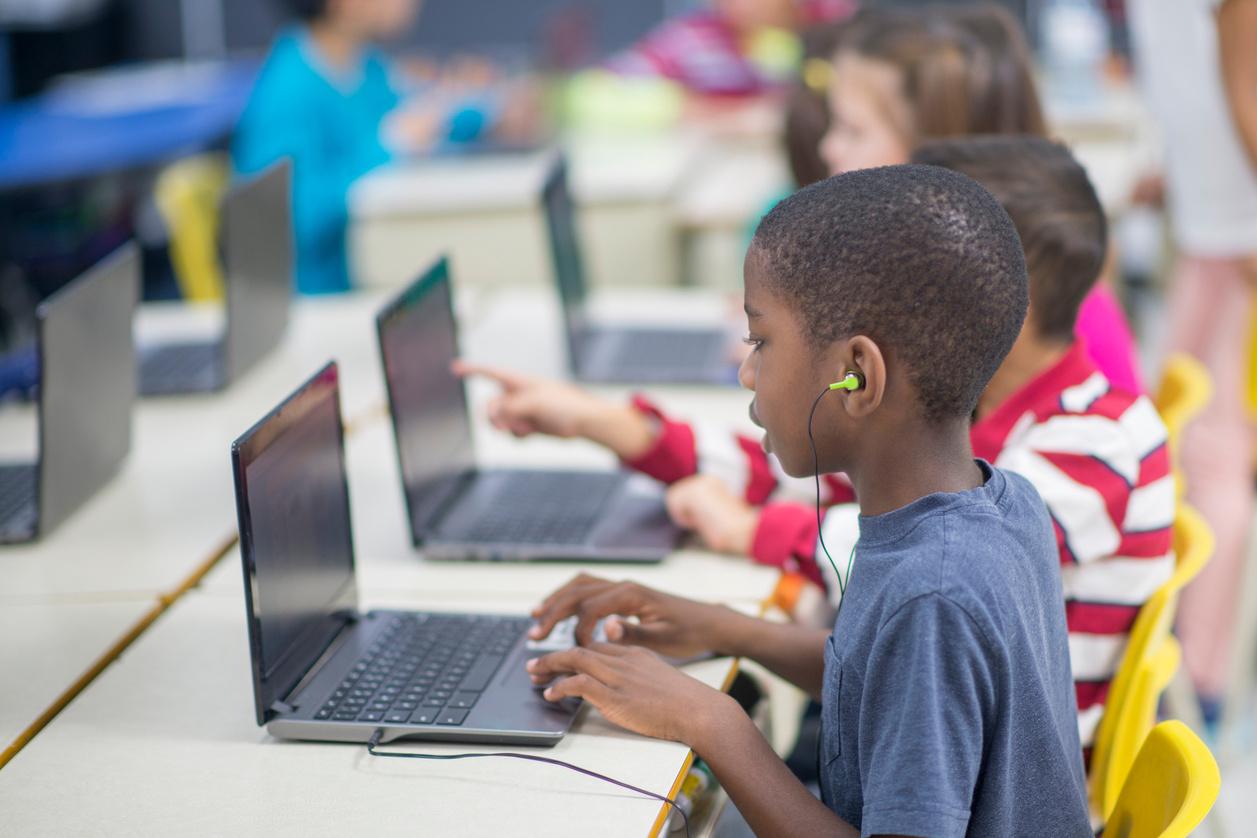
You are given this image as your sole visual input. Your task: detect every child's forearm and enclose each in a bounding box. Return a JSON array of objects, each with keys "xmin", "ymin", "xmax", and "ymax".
[
  {"xmin": 688, "ymin": 700, "xmax": 859, "ymax": 838},
  {"xmin": 714, "ymin": 610, "xmax": 831, "ymax": 699},
  {"xmin": 576, "ymin": 403, "xmax": 656, "ymax": 461}
]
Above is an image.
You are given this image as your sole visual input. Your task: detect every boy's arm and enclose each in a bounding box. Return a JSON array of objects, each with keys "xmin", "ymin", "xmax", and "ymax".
[
  {"xmin": 532, "ymin": 643, "xmax": 861, "ymax": 837},
  {"xmin": 528, "ymin": 574, "xmax": 831, "ymax": 696},
  {"xmin": 1219, "ymin": 0, "xmax": 1257, "ymax": 177}
]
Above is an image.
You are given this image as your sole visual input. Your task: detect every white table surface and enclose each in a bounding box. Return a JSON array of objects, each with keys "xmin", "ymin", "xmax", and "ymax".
[
  {"xmin": 0, "ymin": 287, "xmax": 784, "ymax": 837},
  {"xmin": 0, "ymin": 293, "xmax": 389, "ymax": 604},
  {"xmin": 0, "ymin": 588, "xmax": 738, "ymax": 837},
  {"xmin": 0, "ymin": 598, "xmax": 155, "ymax": 752}
]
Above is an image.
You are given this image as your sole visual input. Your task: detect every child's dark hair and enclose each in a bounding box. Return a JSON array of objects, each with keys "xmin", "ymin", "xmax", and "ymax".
[
  {"xmin": 280, "ymin": 0, "xmax": 329, "ymax": 20},
  {"xmin": 752, "ymin": 164, "xmax": 1028, "ymax": 423},
  {"xmin": 911, "ymin": 136, "xmax": 1106, "ymax": 343}
]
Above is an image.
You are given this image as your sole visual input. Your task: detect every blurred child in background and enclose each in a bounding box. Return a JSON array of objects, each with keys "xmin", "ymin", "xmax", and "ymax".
[
  {"xmin": 234, "ymin": 0, "xmax": 502, "ymax": 295},
  {"xmin": 604, "ymin": 0, "xmax": 854, "ymax": 97},
  {"xmin": 1129, "ymin": 0, "xmax": 1257, "ymax": 721}
]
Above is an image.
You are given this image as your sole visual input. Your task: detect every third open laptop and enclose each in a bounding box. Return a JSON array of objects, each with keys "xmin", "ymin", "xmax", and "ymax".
[
  {"xmin": 542, "ymin": 154, "xmax": 739, "ymax": 385},
  {"xmin": 232, "ymin": 361, "xmax": 580, "ymax": 745},
  {"xmin": 138, "ymin": 159, "xmax": 292, "ymax": 396},
  {"xmin": 0, "ymin": 243, "xmax": 137, "ymax": 543},
  {"xmin": 376, "ymin": 256, "xmax": 682, "ymax": 562}
]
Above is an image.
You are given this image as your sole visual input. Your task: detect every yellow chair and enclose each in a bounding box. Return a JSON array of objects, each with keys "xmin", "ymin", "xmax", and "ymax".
[
  {"xmin": 1102, "ymin": 720, "xmax": 1220, "ymax": 838},
  {"xmin": 153, "ymin": 153, "xmax": 230, "ymax": 302},
  {"xmin": 1090, "ymin": 502, "xmax": 1215, "ymax": 821},
  {"xmin": 1153, "ymin": 353, "xmax": 1213, "ymax": 498}
]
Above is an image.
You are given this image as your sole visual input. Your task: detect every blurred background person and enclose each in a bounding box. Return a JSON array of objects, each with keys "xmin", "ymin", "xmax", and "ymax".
[{"xmin": 1128, "ymin": 0, "xmax": 1257, "ymax": 725}]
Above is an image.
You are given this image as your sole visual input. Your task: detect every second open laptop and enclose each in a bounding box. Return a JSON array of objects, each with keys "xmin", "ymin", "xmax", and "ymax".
[
  {"xmin": 0, "ymin": 243, "xmax": 137, "ymax": 543},
  {"xmin": 138, "ymin": 159, "xmax": 292, "ymax": 396},
  {"xmin": 232, "ymin": 362, "xmax": 579, "ymax": 745},
  {"xmin": 542, "ymin": 154, "xmax": 739, "ymax": 386},
  {"xmin": 377, "ymin": 257, "xmax": 681, "ymax": 562}
]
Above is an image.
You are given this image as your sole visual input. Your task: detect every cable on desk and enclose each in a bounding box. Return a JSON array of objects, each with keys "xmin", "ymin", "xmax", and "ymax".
[{"xmin": 366, "ymin": 728, "xmax": 691, "ymax": 837}]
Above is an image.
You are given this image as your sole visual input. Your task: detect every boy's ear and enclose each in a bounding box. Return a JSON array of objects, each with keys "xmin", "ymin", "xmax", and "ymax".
[{"xmin": 836, "ymin": 336, "xmax": 886, "ymax": 418}]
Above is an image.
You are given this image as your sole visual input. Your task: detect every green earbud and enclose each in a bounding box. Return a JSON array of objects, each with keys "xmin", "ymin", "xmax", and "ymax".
[{"xmin": 829, "ymin": 372, "xmax": 863, "ymax": 391}]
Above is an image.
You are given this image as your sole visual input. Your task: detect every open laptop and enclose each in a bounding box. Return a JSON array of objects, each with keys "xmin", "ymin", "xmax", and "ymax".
[
  {"xmin": 542, "ymin": 154, "xmax": 738, "ymax": 385},
  {"xmin": 0, "ymin": 243, "xmax": 138, "ymax": 543},
  {"xmin": 232, "ymin": 361, "xmax": 580, "ymax": 745},
  {"xmin": 138, "ymin": 159, "xmax": 292, "ymax": 396},
  {"xmin": 377, "ymin": 257, "xmax": 681, "ymax": 562}
]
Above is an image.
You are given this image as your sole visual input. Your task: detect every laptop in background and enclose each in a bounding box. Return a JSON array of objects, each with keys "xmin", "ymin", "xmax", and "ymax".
[
  {"xmin": 0, "ymin": 243, "xmax": 138, "ymax": 543},
  {"xmin": 232, "ymin": 361, "xmax": 579, "ymax": 745},
  {"xmin": 377, "ymin": 257, "xmax": 681, "ymax": 562},
  {"xmin": 138, "ymin": 159, "xmax": 292, "ymax": 396},
  {"xmin": 542, "ymin": 154, "xmax": 738, "ymax": 386}
]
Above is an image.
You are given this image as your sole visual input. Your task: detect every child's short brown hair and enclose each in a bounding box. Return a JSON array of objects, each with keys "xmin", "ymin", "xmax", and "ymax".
[{"xmin": 912, "ymin": 136, "xmax": 1107, "ymax": 343}]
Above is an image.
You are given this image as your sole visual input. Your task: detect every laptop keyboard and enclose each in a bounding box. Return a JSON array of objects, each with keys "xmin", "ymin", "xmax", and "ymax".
[
  {"xmin": 139, "ymin": 342, "xmax": 221, "ymax": 394},
  {"xmin": 615, "ymin": 329, "xmax": 725, "ymax": 374},
  {"xmin": 461, "ymin": 472, "xmax": 617, "ymax": 545},
  {"xmin": 315, "ymin": 614, "xmax": 532, "ymax": 726},
  {"xmin": 0, "ymin": 464, "xmax": 37, "ymax": 536}
]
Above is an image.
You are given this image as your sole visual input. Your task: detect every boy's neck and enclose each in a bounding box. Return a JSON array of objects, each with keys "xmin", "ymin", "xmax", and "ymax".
[
  {"xmin": 849, "ymin": 418, "xmax": 983, "ymax": 518},
  {"xmin": 306, "ymin": 19, "xmax": 368, "ymax": 70},
  {"xmin": 975, "ymin": 329, "xmax": 1071, "ymax": 422}
]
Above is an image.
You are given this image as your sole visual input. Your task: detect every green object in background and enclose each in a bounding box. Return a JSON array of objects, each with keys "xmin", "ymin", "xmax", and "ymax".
[
  {"xmin": 747, "ymin": 27, "xmax": 803, "ymax": 83},
  {"xmin": 562, "ymin": 69, "xmax": 685, "ymax": 132}
]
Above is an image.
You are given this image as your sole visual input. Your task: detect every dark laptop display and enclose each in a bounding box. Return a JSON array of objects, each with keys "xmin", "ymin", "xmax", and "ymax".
[
  {"xmin": 541, "ymin": 154, "xmax": 737, "ymax": 385},
  {"xmin": 139, "ymin": 159, "xmax": 292, "ymax": 395},
  {"xmin": 377, "ymin": 257, "xmax": 681, "ymax": 562},
  {"xmin": 232, "ymin": 362, "xmax": 579, "ymax": 745},
  {"xmin": 0, "ymin": 242, "xmax": 137, "ymax": 543}
]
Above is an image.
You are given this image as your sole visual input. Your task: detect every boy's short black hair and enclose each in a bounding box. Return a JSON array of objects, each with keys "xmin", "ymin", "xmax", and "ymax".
[
  {"xmin": 279, "ymin": 0, "xmax": 329, "ymax": 21},
  {"xmin": 752, "ymin": 164, "xmax": 1028, "ymax": 423},
  {"xmin": 911, "ymin": 136, "xmax": 1107, "ymax": 343}
]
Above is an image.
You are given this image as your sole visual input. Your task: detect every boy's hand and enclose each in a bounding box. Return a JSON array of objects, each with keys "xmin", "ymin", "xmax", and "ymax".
[
  {"xmin": 529, "ymin": 573, "xmax": 733, "ymax": 659},
  {"xmin": 453, "ymin": 361, "xmax": 656, "ymax": 459},
  {"xmin": 526, "ymin": 642, "xmax": 739, "ymax": 743},
  {"xmin": 666, "ymin": 475, "xmax": 759, "ymax": 556}
]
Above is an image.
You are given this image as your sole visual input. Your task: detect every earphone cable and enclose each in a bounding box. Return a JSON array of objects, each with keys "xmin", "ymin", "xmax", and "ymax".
[
  {"xmin": 808, "ymin": 388, "xmax": 856, "ymax": 611},
  {"xmin": 366, "ymin": 729, "xmax": 691, "ymax": 837}
]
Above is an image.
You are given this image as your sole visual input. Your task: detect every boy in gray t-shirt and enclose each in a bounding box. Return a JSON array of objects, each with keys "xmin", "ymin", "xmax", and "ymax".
[{"xmin": 524, "ymin": 166, "xmax": 1092, "ymax": 837}]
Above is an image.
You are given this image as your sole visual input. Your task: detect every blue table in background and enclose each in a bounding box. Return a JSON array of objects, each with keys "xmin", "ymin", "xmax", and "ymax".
[{"xmin": 0, "ymin": 60, "xmax": 256, "ymax": 191}]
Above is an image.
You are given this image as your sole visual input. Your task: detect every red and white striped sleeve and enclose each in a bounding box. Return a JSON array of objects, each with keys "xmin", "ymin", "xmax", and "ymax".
[{"xmin": 993, "ymin": 373, "xmax": 1175, "ymax": 751}]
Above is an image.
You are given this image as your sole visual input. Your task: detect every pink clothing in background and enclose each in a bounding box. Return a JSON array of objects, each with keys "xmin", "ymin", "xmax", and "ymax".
[
  {"xmin": 1165, "ymin": 255, "xmax": 1257, "ymax": 697},
  {"xmin": 1076, "ymin": 283, "xmax": 1146, "ymax": 395}
]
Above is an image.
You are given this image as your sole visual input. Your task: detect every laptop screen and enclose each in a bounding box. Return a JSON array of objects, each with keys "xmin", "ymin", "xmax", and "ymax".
[
  {"xmin": 223, "ymin": 159, "xmax": 293, "ymax": 382},
  {"xmin": 540, "ymin": 155, "xmax": 590, "ymax": 368},
  {"xmin": 376, "ymin": 259, "xmax": 475, "ymax": 542},
  {"xmin": 37, "ymin": 242, "xmax": 138, "ymax": 536},
  {"xmin": 232, "ymin": 362, "xmax": 358, "ymax": 724}
]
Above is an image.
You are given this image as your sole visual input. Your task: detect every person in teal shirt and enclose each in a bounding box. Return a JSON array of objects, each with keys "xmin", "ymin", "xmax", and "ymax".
[{"xmin": 232, "ymin": 0, "xmax": 421, "ymax": 294}]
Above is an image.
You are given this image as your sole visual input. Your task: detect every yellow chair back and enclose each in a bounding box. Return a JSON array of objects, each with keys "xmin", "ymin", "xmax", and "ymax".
[
  {"xmin": 1103, "ymin": 720, "xmax": 1220, "ymax": 838},
  {"xmin": 1090, "ymin": 502, "xmax": 1214, "ymax": 820},
  {"xmin": 153, "ymin": 153, "xmax": 230, "ymax": 302},
  {"xmin": 1153, "ymin": 353, "xmax": 1212, "ymax": 497}
]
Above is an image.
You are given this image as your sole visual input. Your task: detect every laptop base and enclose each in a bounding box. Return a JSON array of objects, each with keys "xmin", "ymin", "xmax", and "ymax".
[
  {"xmin": 421, "ymin": 470, "xmax": 677, "ymax": 563},
  {"xmin": 575, "ymin": 326, "xmax": 737, "ymax": 386},
  {"xmin": 138, "ymin": 342, "xmax": 225, "ymax": 396},
  {"xmin": 0, "ymin": 463, "xmax": 37, "ymax": 543},
  {"xmin": 267, "ymin": 609, "xmax": 578, "ymax": 747}
]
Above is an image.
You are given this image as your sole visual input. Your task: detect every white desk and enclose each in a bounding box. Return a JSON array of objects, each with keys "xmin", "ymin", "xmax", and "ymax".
[
  {"xmin": 0, "ymin": 599, "xmax": 154, "ymax": 752},
  {"xmin": 0, "ymin": 588, "xmax": 738, "ymax": 837},
  {"xmin": 0, "ymin": 286, "xmax": 786, "ymax": 836},
  {"xmin": 0, "ymin": 293, "xmax": 388, "ymax": 603},
  {"xmin": 349, "ymin": 135, "xmax": 698, "ymax": 292}
]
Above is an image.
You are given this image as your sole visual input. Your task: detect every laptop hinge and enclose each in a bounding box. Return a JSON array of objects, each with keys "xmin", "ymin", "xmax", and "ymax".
[
  {"xmin": 270, "ymin": 700, "xmax": 296, "ymax": 716},
  {"xmin": 282, "ymin": 612, "xmax": 360, "ymax": 708}
]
